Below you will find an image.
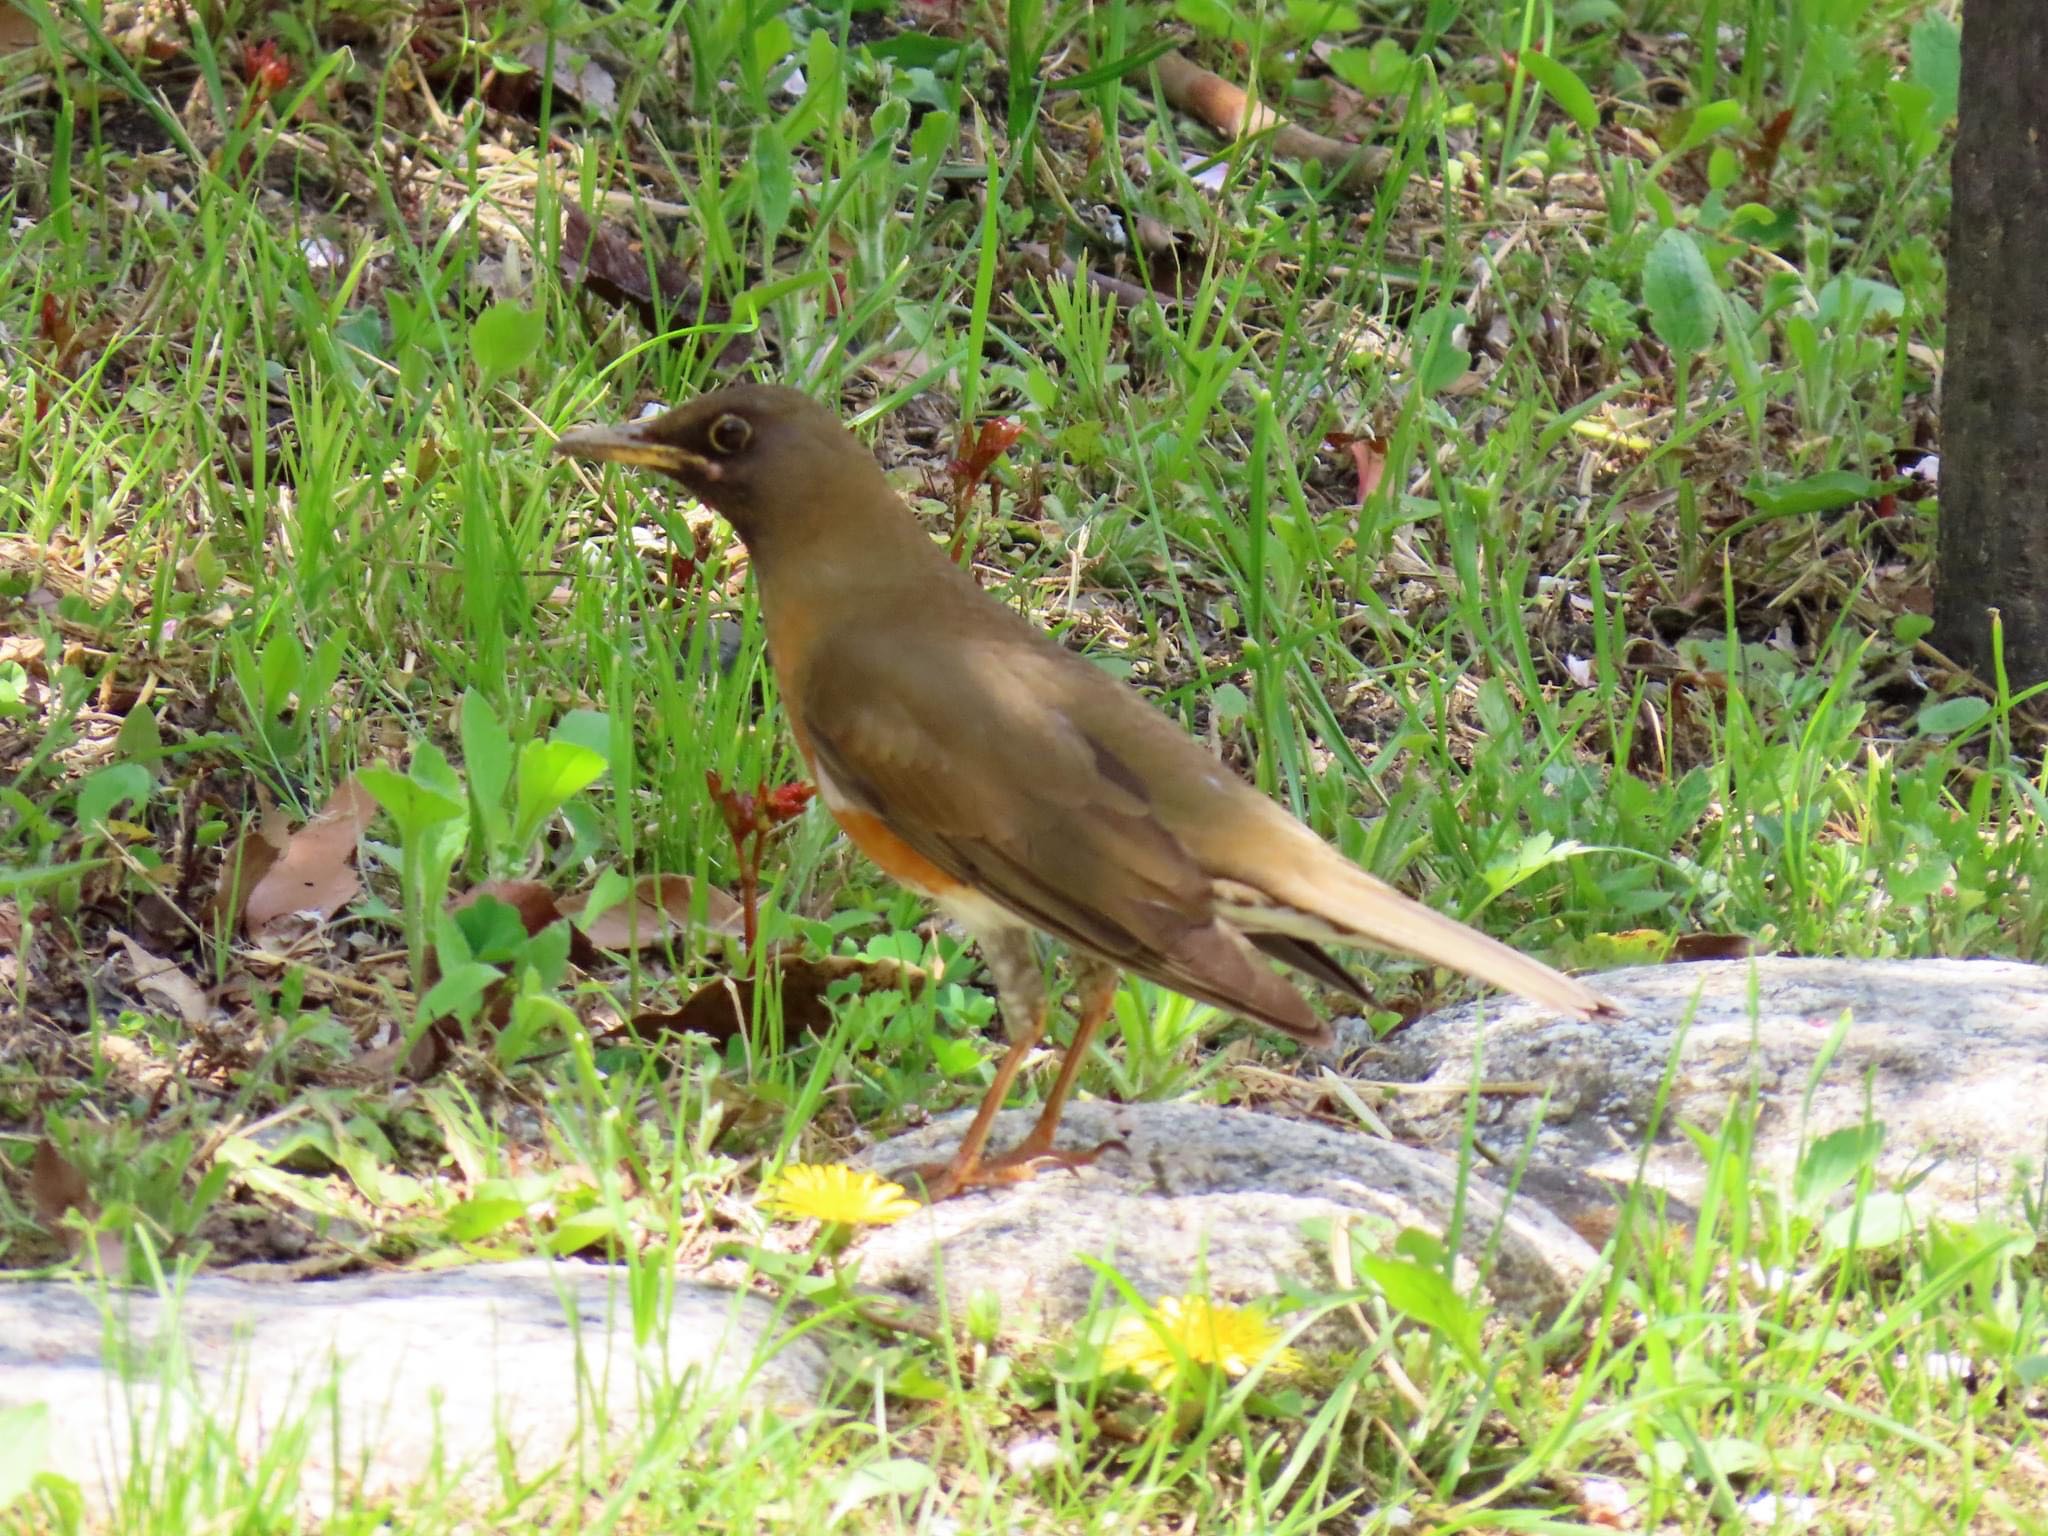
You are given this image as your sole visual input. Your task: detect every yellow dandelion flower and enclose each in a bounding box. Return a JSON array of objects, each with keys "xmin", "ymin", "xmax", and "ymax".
[
  {"xmin": 760, "ymin": 1163, "xmax": 921, "ymax": 1226},
  {"xmin": 1101, "ymin": 1295, "xmax": 1303, "ymax": 1390}
]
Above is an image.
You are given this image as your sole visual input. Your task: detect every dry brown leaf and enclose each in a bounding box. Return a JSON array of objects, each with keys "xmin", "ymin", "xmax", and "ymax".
[
  {"xmin": 96, "ymin": 1033, "xmax": 175, "ymax": 1096},
  {"xmin": 28, "ymin": 1137, "xmax": 91, "ymax": 1229},
  {"xmin": 564, "ymin": 873, "xmax": 745, "ymax": 951},
  {"xmin": 244, "ymin": 777, "xmax": 378, "ymax": 943},
  {"xmin": 0, "ymin": 3, "xmax": 38, "ymax": 56},
  {"xmin": 1667, "ymin": 931, "xmax": 1760, "ymax": 963},
  {"xmin": 113, "ymin": 929, "xmax": 216, "ymax": 1025},
  {"xmin": 556, "ymin": 206, "xmax": 754, "ymax": 365},
  {"xmin": 28, "ymin": 1135, "xmax": 125, "ymax": 1271},
  {"xmin": 863, "ymin": 346, "xmax": 946, "ymax": 390},
  {"xmin": 516, "ymin": 40, "xmax": 615, "ymax": 117},
  {"xmin": 0, "ymin": 634, "xmax": 43, "ymax": 668},
  {"xmin": 1326, "ymin": 430, "xmax": 1389, "ymax": 505}
]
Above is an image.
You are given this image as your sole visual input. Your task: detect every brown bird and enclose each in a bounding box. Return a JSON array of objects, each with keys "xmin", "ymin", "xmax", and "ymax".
[{"xmin": 556, "ymin": 385, "xmax": 1617, "ymax": 1199}]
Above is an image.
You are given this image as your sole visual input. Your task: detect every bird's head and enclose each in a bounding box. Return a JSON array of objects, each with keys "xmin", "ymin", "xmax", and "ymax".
[{"xmin": 553, "ymin": 383, "xmax": 875, "ymax": 545}]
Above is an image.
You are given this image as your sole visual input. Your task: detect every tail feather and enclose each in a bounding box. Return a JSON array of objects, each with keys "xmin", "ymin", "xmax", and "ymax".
[
  {"xmin": 1248, "ymin": 932, "xmax": 1375, "ymax": 1008},
  {"xmin": 1217, "ymin": 860, "xmax": 1619, "ymax": 1022}
]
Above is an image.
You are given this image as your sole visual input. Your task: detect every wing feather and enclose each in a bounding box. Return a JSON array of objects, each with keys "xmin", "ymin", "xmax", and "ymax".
[{"xmin": 799, "ymin": 633, "xmax": 1332, "ymax": 1042}]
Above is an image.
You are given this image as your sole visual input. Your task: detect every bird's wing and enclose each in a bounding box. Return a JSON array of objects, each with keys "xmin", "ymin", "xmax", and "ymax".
[{"xmin": 796, "ymin": 630, "xmax": 1332, "ymax": 1043}]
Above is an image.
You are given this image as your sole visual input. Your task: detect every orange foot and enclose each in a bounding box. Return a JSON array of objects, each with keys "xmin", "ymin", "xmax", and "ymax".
[{"xmin": 896, "ymin": 1135, "xmax": 1127, "ymax": 1203}]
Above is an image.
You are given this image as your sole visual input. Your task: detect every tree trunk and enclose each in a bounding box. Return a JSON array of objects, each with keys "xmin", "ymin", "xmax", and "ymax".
[{"xmin": 1936, "ymin": 0, "xmax": 2048, "ymax": 686}]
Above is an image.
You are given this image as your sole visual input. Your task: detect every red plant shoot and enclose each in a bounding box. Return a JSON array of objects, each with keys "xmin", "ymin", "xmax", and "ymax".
[
  {"xmin": 705, "ymin": 770, "xmax": 815, "ymax": 959},
  {"xmin": 946, "ymin": 416, "xmax": 1023, "ymax": 561},
  {"xmin": 242, "ymin": 39, "xmax": 292, "ymax": 97}
]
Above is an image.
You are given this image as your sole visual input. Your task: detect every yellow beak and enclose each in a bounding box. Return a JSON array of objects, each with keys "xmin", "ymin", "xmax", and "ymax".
[{"xmin": 552, "ymin": 421, "xmax": 719, "ymax": 479}]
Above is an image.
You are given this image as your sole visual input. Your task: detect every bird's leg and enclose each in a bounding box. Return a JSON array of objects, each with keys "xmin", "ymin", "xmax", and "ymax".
[
  {"xmin": 901, "ymin": 927, "xmax": 1046, "ymax": 1201},
  {"xmin": 906, "ymin": 949, "xmax": 1123, "ymax": 1201},
  {"xmin": 969, "ymin": 957, "xmax": 1123, "ymax": 1176}
]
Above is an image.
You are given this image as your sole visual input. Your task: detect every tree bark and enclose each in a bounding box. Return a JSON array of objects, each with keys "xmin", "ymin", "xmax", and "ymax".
[{"xmin": 1936, "ymin": 0, "xmax": 2048, "ymax": 685}]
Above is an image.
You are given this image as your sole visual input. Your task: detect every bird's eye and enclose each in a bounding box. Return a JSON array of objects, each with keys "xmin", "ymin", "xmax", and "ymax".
[{"xmin": 706, "ymin": 413, "xmax": 752, "ymax": 456}]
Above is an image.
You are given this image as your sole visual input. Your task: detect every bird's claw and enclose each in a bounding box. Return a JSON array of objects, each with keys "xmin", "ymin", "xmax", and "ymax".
[{"xmin": 896, "ymin": 1135, "xmax": 1127, "ymax": 1203}]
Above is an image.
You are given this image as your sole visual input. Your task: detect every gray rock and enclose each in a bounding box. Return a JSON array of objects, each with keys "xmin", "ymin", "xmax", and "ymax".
[
  {"xmin": 853, "ymin": 1099, "xmax": 1596, "ymax": 1342},
  {"xmin": 0, "ymin": 1261, "xmax": 827, "ymax": 1510},
  {"xmin": 1336, "ymin": 957, "xmax": 2048, "ymax": 1235}
]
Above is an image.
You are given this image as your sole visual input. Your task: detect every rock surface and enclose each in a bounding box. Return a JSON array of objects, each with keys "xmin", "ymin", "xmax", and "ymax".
[
  {"xmin": 854, "ymin": 1099, "xmax": 1597, "ymax": 1340},
  {"xmin": 0, "ymin": 1261, "xmax": 827, "ymax": 1510},
  {"xmin": 1335, "ymin": 956, "xmax": 2048, "ymax": 1236}
]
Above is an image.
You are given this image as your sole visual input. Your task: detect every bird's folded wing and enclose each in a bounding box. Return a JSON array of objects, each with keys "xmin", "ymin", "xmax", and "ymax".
[{"xmin": 797, "ymin": 633, "xmax": 1331, "ymax": 1041}]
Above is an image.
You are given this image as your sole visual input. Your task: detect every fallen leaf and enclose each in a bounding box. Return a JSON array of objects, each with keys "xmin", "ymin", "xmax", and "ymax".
[
  {"xmin": 26, "ymin": 1135, "xmax": 125, "ymax": 1273},
  {"xmin": 1667, "ymin": 931, "xmax": 1759, "ymax": 963},
  {"xmin": 243, "ymin": 777, "xmax": 378, "ymax": 943},
  {"xmin": 113, "ymin": 929, "xmax": 216, "ymax": 1025},
  {"xmin": 863, "ymin": 346, "xmax": 945, "ymax": 390},
  {"xmin": 1325, "ymin": 430, "xmax": 1389, "ymax": 505},
  {"xmin": 556, "ymin": 206, "xmax": 754, "ymax": 365},
  {"xmin": 28, "ymin": 1138, "xmax": 91, "ymax": 1229},
  {"xmin": 203, "ymin": 805, "xmax": 292, "ymax": 928},
  {"xmin": 518, "ymin": 40, "xmax": 615, "ymax": 118},
  {"xmin": 0, "ymin": 3, "xmax": 36, "ymax": 57},
  {"xmin": 564, "ymin": 873, "xmax": 745, "ymax": 951}
]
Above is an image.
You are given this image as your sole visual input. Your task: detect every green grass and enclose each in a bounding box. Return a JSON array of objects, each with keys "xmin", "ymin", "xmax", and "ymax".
[{"xmin": 5, "ymin": 0, "xmax": 2045, "ymax": 1528}]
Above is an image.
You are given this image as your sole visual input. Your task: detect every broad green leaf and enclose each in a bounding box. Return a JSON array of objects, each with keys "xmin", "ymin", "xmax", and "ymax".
[
  {"xmin": 471, "ymin": 304, "xmax": 544, "ymax": 376},
  {"xmin": 1815, "ymin": 274, "xmax": 1905, "ymax": 328},
  {"xmin": 752, "ymin": 123, "xmax": 793, "ymax": 246},
  {"xmin": 512, "ymin": 740, "xmax": 607, "ymax": 850},
  {"xmin": 455, "ymin": 895, "xmax": 533, "ymax": 963},
  {"xmin": 1358, "ymin": 1255, "xmax": 1482, "ymax": 1365},
  {"xmin": 828, "ymin": 1459, "xmax": 935, "ymax": 1526},
  {"xmin": 748, "ymin": 15, "xmax": 794, "ymax": 82},
  {"xmin": 1696, "ymin": 1437, "xmax": 1765, "ymax": 1478},
  {"xmin": 860, "ymin": 32, "xmax": 965, "ymax": 69},
  {"xmin": 1411, "ymin": 304, "xmax": 1471, "ymax": 395},
  {"xmin": 1794, "ymin": 1122, "xmax": 1884, "ymax": 1213},
  {"xmin": 113, "ymin": 701, "xmax": 163, "ymax": 764},
  {"xmin": 460, "ymin": 690, "xmax": 514, "ymax": 847},
  {"xmin": 76, "ymin": 763, "xmax": 151, "ymax": 829},
  {"xmin": 0, "ymin": 1403, "xmax": 49, "ymax": 1509},
  {"xmin": 553, "ymin": 709, "xmax": 614, "ymax": 763},
  {"xmin": 1172, "ymin": 0, "xmax": 1238, "ymax": 36},
  {"xmin": 1516, "ymin": 49, "xmax": 1598, "ymax": 134},
  {"xmin": 1740, "ymin": 470, "xmax": 1885, "ymax": 517},
  {"xmin": 419, "ymin": 959, "xmax": 504, "ymax": 1025},
  {"xmin": 1327, "ymin": 39, "xmax": 1413, "ymax": 99},
  {"xmin": 1669, "ymin": 97, "xmax": 1745, "ymax": 155},
  {"xmin": 908, "ymin": 106, "xmax": 955, "ymax": 167},
  {"xmin": 1915, "ymin": 696, "xmax": 1992, "ymax": 738},
  {"xmin": 1285, "ymin": 0, "xmax": 1362, "ymax": 35},
  {"xmin": 1910, "ymin": 13, "xmax": 1960, "ymax": 122},
  {"xmin": 1822, "ymin": 1192, "xmax": 1916, "ymax": 1252},
  {"xmin": 358, "ymin": 764, "xmax": 467, "ymax": 840},
  {"xmin": 445, "ymin": 1196, "xmax": 527, "ymax": 1242},
  {"xmin": 547, "ymin": 1204, "xmax": 623, "ymax": 1255},
  {"xmin": 1642, "ymin": 228, "xmax": 1718, "ymax": 358}
]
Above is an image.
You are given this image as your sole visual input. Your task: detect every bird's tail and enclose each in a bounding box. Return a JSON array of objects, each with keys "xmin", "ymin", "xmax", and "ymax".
[{"xmin": 1216, "ymin": 857, "xmax": 1619, "ymax": 1021}]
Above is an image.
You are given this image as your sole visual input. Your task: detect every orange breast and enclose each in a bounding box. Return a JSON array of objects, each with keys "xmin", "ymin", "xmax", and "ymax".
[
  {"xmin": 831, "ymin": 806, "xmax": 963, "ymax": 897},
  {"xmin": 780, "ymin": 681, "xmax": 962, "ymax": 900}
]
